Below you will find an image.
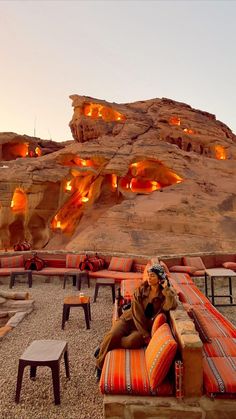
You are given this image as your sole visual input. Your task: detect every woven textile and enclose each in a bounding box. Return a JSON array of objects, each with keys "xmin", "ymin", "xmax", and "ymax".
[
  {"xmin": 120, "ymin": 279, "xmax": 142, "ymax": 300},
  {"xmin": 0, "ymin": 255, "xmax": 24, "ymax": 268},
  {"xmin": 145, "ymin": 323, "xmax": 177, "ymax": 389},
  {"xmin": 183, "ymin": 256, "xmax": 206, "ymax": 270},
  {"xmin": 108, "ymin": 257, "xmax": 133, "ymax": 272},
  {"xmin": 203, "ymin": 357, "xmax": 236, "ymax": 396},
  {"xmin": 190, "ymin": 307, "xmax": 236, "ymax": 343},
  {"xmin": 151, "ymin": 313, "xmax": 167, "ymax": 337},
  {"xmin": 176, "ymin": 284, "xmax": 209, "ymax": 305},
  {"xmin": 203, "ymin": 338, "xmax": 236, "ymax": 358},
  {"xmin": 66, "ymin": 254, "xmax": 84, "ymax": 268},
  {"xmin": 169, "ymin": 272, "xmax": 194, "ymax": 285},
  {"xmin": 99, "ymin": 348, "xmax": 173, "ymax": 396},
  {"xmin": 169, "ymin": 265, "xmax": 196, "ymax": 275}
]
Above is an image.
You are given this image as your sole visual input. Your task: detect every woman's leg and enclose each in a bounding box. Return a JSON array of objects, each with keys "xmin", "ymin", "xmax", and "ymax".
[{"xmin": 96, "ymin": 318, "xmax": 130, "ymax": 370}]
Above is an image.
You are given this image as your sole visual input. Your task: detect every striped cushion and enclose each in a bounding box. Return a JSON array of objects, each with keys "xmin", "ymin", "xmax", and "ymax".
[
  {"xmin": 203, "ymin": 338, "xmax": 236, "ymax": 357},
  {"xmin": 145, "ymin": 323, "xmax": 177, "ymax": 389},
  {"xmin": 0, "ymin": 255, "xmax": 24, "ymax": 268},
  {"xmin": 183, "ymin": 256, "xmax": 205, "ymax": 270},
  {"xmin": 169, "ymin": 272, "xmax": 194, "ymax": 285},
  {"xmin": 203, "ymin": 357, "xmax": 236, "ymax": 395},
  {"xmin": 176, "ymin": 284, "xmax": 209, "ymax": 305},
  {"xmin": 190, "ymin": 307, "xmax": 236, "ymax": 343},
  {"xmin": 121, "ymin": 279, "xmax": 142, "ymax": 300},
  {"xmin": 89, "ymin": 270, "xmax": 142, "ymax": 281},
  {"xmin": 169, "ymin": 265, "xmax": 196, "ymax": 274},
  {"xmin": 66, "ymin": 254, "xmax": 84, "ymax": 268},
  {"xmin": 204, "ymin": 303, "xmax": 236, "ymax": 338},
  {"xmin": 151, "ymin": 313, "xmax": 167, "ymax": 337},
  {"xmin": 100, "ymin": 348, "xmax": 173, "ymax": 396},
  {"xmin": 108, "ymin": 257, "xmax": 133, "ymax": 272}
]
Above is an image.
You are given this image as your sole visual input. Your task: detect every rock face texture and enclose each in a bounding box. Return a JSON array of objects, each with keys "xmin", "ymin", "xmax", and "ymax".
[{"xmin": 0, "ymin": 96, "xmax": 236, "ymax": 256}]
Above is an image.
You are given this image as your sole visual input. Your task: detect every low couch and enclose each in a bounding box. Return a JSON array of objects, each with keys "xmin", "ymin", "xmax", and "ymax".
[{"xmin": 102, "ymin": 269, "xmax": 236, "ymax": 406}]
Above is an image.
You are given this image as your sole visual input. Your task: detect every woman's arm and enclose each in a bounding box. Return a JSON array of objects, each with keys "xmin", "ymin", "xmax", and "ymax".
[{"xmin": 161, "ymin": 282, "xmax": 178, "ymax": 311}]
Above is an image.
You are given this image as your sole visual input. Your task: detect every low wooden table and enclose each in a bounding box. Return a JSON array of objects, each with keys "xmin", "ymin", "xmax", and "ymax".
[
  {"xmin": 204, "ymin": 268, "xmax": 236, "ymax": 306},
  {"xmin": 61, "ymin": 295, "xmax": 91, "ymax": 330},
  {"xmin": 94, "ymin": 278, "xmax": 116, "ymax": 303},
  {"xmin": 10, "ymin": 270, "xmax": 33, "ymax": 288},
  {"xmin": 15, "ymin": 339, "xmax": 70, "ymax": 405}
]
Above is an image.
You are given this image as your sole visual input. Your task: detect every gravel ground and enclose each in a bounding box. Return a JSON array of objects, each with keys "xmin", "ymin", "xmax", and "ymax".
[
  {"xmin": 0, "ymin": 278, "xmax": 113, "ymax": 419},
  {"xmin": 0, "ymin": 275, "xmax": 235, "ymax": 419}
]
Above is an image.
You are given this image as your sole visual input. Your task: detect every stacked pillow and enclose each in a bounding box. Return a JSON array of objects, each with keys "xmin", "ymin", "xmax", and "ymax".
[{"xmin": 108, "ymin": 257, "xmax": 133, "ymax": 272}]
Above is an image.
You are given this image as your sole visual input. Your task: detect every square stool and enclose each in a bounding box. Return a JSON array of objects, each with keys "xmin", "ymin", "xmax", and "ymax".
[
  {"xmin": 15, "ymin": 340, "xmax": 70, "ymax": 405},
  {"xmin": 61, "ymin": 295, "xmax": 91, "ymax": 330},
  {"xmin": 10, "ymin": 270, "xmax": 33, "ymax": 288},
  {"xmin": 93, "ymin": 278, "xmax": 116, "ymax": 303}
]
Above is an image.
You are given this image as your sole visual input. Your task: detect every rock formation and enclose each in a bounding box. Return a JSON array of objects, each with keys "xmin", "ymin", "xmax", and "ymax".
[{"xmin": 0, "ymin": 96, "xmax": 236, "ymax": 256}]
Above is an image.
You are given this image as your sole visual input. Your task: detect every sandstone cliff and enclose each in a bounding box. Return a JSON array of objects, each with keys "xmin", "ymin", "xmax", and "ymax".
[{"xmin": 0, "ymin": 96, "xmax": 235, "ymax": 257}]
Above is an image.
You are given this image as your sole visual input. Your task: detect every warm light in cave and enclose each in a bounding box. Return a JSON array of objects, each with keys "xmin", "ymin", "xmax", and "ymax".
[
  {"xmin": 111, "ymin": 174, "xmax": 118, "ymax": 189},
  {"xmin": 56, "ymin": 220, "xmax": 61, "ymax": 228},
  {"xmin": 214, "ymin": 145, "xmax": 226, "ymax": 160},
  {"xmin": 83, "ymin": 103, "xmax": 126, "ymax": 122},
  {"xmin": 183, "ymin": 128, "xmax": 194, "ymax": 134},
  {"xmin": 35, "ymin": 146, "xmax": 42, "ymax": 156},
  {"xmin": 65, "ymin": 181, "xmax": 72, "ymax": 192},
  {"xmin": 130, "ymin": 178, "xmax": 161, "ymax": 193},
  {"xmin": 10, "ymin": 188, "xmax": 27, "ymax": 212},
  {"xmin": 169, "ymin": 117, "xmax": 181, "ymax": 126},
  {"xmin": 81, "ymin": 197, "xmax": 89, "ymax": 202}
]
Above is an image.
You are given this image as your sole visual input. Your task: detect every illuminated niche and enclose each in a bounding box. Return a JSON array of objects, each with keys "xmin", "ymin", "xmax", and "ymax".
[
  {"xmin": 11, "ymin": 188, "xmax": 27, "ymax": 212},
  {"xmin": 214, "ymin": 145, "xmax": 226, "ymax": 160},
  {"xmin": 117, "ymin": 160, "xmax": 182, "ymax": 195},
  {"xmin": 83, "ymin": 103, "xmax": 126, "ymax": 122}
]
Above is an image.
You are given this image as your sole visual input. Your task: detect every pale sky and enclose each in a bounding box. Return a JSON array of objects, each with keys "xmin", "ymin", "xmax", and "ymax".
[{"xmin": 0, "ymin": 0, "xmax": 236, "ymax": 142}]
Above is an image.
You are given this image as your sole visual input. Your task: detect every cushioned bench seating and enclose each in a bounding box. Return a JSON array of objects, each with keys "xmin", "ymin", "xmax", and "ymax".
[{"xmin": 114, "ymin": 269, "xmax": 236, "ymax": 400}]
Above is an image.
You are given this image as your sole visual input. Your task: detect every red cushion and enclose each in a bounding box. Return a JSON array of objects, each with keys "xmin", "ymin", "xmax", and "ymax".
[
  {"xmin": 100, "ymin": 348, "xmax": 173, "ymax": 396},
  {"xmin": 0, "ymin": 255, "xmax": 24, "ymax": 268},
  {"xmin": 203, "ymin": 338, "xmax": 236, "ymax": 357},
  {"xmin": 89, "ymin": 270, "xmax": 142, "ymax": 281},
  {"xmin": 183, "ymin": 256, "xmax": 205, "ymax": 270},
  {"xmin": 169, "ymin": 272, "xmax": 194, "ymax": 285},
  {"xmin": 189, "ymin": 307, "xmax": 236, "ymax": 342},
  {"xmin": 151, "ymin": 313, "xmax": 167, "ymax": 337},
  {"xmin": 108, "ymin": 257, "xmax": 133, "ymax": 272},
  {"xmin": 66, "ymin": 254, "xmax": 84, "ymax": 268},
  {"xmin": 203, "ymin": 357, "xmax": 236, "ymax": 396},
  {"xmin": 222, "ymin": 262, "xmax": 236, "ymax": 270},
  {"xmin": 176, "ymin": 284, "xmax": 209, "ymax": 305},
  {"xmin": 145, "ymin": 323, "xmax": 177, "ymax": 389},
  {"xmin": 121, "ymin": 279, "xmax": 142, "ymax": 300},
  {"xmin": 169, "ymin": 265, "xmax": 196, "ymax": 274}
]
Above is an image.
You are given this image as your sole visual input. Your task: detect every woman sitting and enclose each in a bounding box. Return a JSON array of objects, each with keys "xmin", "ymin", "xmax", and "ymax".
[{"xmin": 94, "ymin": 263, "xmax": 178, "ymax": 380}]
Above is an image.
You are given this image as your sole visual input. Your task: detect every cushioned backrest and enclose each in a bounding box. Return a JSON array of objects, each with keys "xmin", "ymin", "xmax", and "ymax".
[
  {"xmin": 183, "ymin": 256, "xmax": 205, "ymax": 270},
  {"xmin": 203, "ymin": 356, "xmax": 236, "ymax": 395},
  {"xmin": 145, "ymin": 323, "xmax": 178, "ymax": 389},
  {"xmin": 66, "ymin": 254, "xmax": 84, "ymax": 268},
  {"xmin": 151, "ymin": 313, "xmax": 167, "ymax": 337},
  {"xmin": 1, "ymin": 255, "xmax": 24, "ymax": 268},
  {"xmin": 159, "ymin": 260, "xmax": 170, "ymax": 274},
  {"xmin": 108, "ymin": 257, "xmax": 133, "ymax": 272}
]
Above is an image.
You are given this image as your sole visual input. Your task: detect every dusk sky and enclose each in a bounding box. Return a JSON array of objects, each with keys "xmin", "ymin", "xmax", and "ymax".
[{"xmin": 1, "ymin": 0, "xmax": 236, "ymax": 141}]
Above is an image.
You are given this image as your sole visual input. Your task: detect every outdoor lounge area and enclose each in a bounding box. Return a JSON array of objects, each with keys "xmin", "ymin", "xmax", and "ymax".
[{"xmin": 0, "ymin": 251, "xmax": 236, "ymax": 418}]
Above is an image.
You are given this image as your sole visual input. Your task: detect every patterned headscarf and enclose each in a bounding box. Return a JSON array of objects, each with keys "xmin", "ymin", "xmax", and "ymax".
[{"xmin": 148, "ymin": 264, "xmax": 167, "ymax": 281}]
